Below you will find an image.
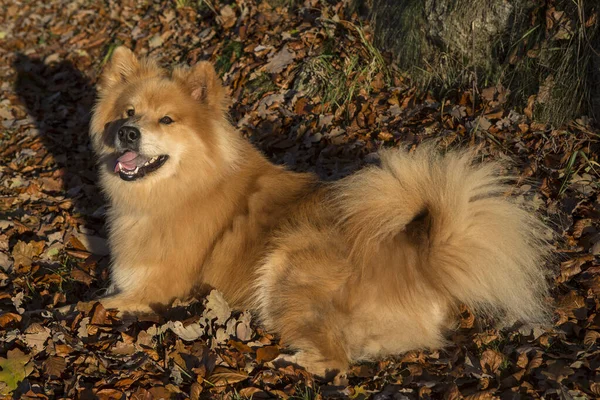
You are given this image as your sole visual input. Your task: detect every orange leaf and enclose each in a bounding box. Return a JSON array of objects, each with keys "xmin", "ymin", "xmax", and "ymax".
[{"xmin": 256, "ymin": 345, "xmax": 279, "ymax": 363}]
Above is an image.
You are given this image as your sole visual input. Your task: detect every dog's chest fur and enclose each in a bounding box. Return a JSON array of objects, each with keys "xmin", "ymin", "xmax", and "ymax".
[{"xmin": 106, "ymin": 151, "xmax": 318, "ymax": 308}]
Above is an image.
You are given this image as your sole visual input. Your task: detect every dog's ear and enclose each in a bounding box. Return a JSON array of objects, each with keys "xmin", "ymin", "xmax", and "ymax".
[
  {"xmin": 99, "ymin": 46, "xmax": 142, "ymax": 92},
  {"xmin": 173, "ymin": 62, "xmax": 229, "ymax": 110}
]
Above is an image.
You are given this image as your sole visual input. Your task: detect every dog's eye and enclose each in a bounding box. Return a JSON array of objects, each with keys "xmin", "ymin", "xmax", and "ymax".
[
  {"xmin": 159, "ymin": 116, "xmax": 174, "ymax": 125},
  {"xmin": 127, "ymin": 108, "xmax": 135, "ymax": 117}
]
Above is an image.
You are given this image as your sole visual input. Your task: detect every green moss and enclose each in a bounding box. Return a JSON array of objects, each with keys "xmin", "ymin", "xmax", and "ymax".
[
  {"xmin": 244, "ymin": 73, "xmax": 278, "ymax": 102},
  {"xmin": 215, "ymin": 40, "xmax": 243, "ymax": 76}
]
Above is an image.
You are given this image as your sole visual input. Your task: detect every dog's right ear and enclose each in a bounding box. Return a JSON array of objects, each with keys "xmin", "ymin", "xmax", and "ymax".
[
  {"xmin": 172, "ymin": 62, "xmax": 229, "ymax": 111},
  {"xmin": 98, "ymin": 46, "xmax": 141, "ymax": 92}
]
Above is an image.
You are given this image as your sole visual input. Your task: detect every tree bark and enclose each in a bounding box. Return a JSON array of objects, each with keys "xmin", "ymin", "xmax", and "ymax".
[{"xmin": 355, "ymin": 0, "xmax": 600, "ymax": 125}]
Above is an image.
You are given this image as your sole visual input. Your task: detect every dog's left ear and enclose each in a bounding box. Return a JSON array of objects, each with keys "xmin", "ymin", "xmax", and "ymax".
[{"xmin": 173, "ymin": 62, "xmax": 229, "ymax": 110}]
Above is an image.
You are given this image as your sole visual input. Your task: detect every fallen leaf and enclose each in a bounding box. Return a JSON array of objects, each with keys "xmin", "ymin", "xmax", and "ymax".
[
  {"xmin": 557, "ymin": 255, "xmax": 593, "ymax": 283},
  {"xmin": 167, "ymin": 320, "xmax": 205, "ymax": 342},
  {"xmin": 43, "ymin": 356, "xmax": 66, "ymax": 378},
  {"xmin": 264, "ymin": 45, "xmax": 295, "ymax": 74},
  {"xmin": 204, "ymin": 290, "xmax": 231, "ymax": 324},
  {"xmin": 210, "ymin": 366, "xmax": 249, "ymax": 386},
  {"xmin": 0, "ymin": 349, "xmax": 34, "ymax": 395},
  {"xmin": 24, "ymin": 323, "xmax": 50, "ymax": 352},
  {"xmin": 70, "ymin": 267, "xmax": 93, "ymax": 285},
  {"xmin": 0, "ymin": 312, "xmax": 21, "ymax": 328},
  {"xmin": 12, "ymin": 240, "xmax": 44, "ymax": 268},
  {"xmin": 219, "ymin": 5, "xmax": 236, "ymax": 29},
  {"xmin": 256, "ymin": 345, "xmax": 279, "ymax": 363},
  {"xmin": 584, "ymin": 330, "xmax": 600, "ymax": 346},
  {"xmin": 95, "ymin": 388, "xmax": 125, "ymax": 399},
  {"xmin": 540, "ymin": 360, "xmax": 574, "ymax": 383},
  {"xmin": 90, "ymin": 302, "xmax": 108, "ymax": 325},
  {"xmin": 148, "ymin": 34, "xmax": 163, "ymax": 48},
  {"xmin": 480, "ymin": 349, "xmax": 504, "ymax": 375}
]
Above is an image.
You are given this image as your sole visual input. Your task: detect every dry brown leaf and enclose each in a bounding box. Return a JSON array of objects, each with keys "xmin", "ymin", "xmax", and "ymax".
[
  {"xmin": 68, "ymin": 235, "xmax": 87, "ymax": 251},
  {"xmin": 557, "ymin": 255, "xmax": 594, "ymax": 283},
  {"xmin": 264, "ymin": 46, "xmax": 295, "ymax": 74},
  {"xmin": 70, "ymin": 268, "xmax": 93, "ymax": 285},
  {"xmin": 516, "ymin": 352, "xmax": 528, "ymax": 369},
  {"xmin": 90, "ymin": 302, "xmax": 108, "ymax": 325},
  {"xmin": 444, "ymin": 383, "xmax": 463, "ymax": 400},
  {"xmin": 190, "ymin": 382, "xmax": 203, "ymax": 400},
  {"xmin": 572, "ymin": 219, "xmax": 592, "ymax": 238},
  {"xmin": 371, "ymin": 72, "xmax": 384, "ymax": 91},
  {"xmin": 400, "ymin": 350, "xmax": 426, "ymax": 364},
  {"xmin": 229, "ymin": 340, "xmax": 253, "ymax": 354},
  {"xmin": 54, "ymin": 344, "xmax": 74, "ymax": 357},
  {"xmin": 12, "ymin": 240, "xmax": 44, "ymax": 268},
  {"xmin": 584, "ymin": 330, "xmax": 600, "ymax": 346},
  {"xmin": 473, "ymin": 331, "xmax": 499, "ymax": 348},
  {"xmin": 480, "ymin": 349, "xmax": 504, "ymax": 375},
  {"xmin": 556, "ymin": 291, "xmax": 586, "ymax": 317},
  {"xmin": 459, "ymin": 305, "xmax": 475, "ymax": 329},
  {"xmin": 256, "ymin": 345, "xmax": 279, "ymax": 363},
  {"xmin": 0, "ymin": 312, "xmax": 22, "ymax": 328},
  {"xmin": 540, "ymin": 360, "xmax": 574, "ymax": 383},
  {"xmin": 130, "ymin": 388, "xmax": 152, "ymax": 399},
  {"xmin": 43, "ymin": 356, "xmax": 66, "ymax": 378},
  {"xmin": 40, "ymin": 177, "xmax": 63, "ymax": 192},
  {"xmin": 464, "ymin": 390, "xmax": 495, "ymax": 400},
  {"xmin": 583, "ymin": 276, "xmax": 600, "ymax": 296},
  {"xmin": 148, "ymin": 386, "xmax": 172, "ymax": 399},
  {"xmin": 524, "ymin": 95, "xmax": 535, "ymax": 119},
  {"xmin": 24, "ymin": 323, "xmax": 50, "ymax": 352},
  {"xmin": 219, "ymin": 5, "xmax": 236, "ymax": 29},
  {"xmin": 210, "ymin": 366, "xmax": 249, "ymax": 386},
  {"xmin": 239, "ymin": 387, "xmax": 265, "ymax": 397},
  {"xmin": 95, "ymin": 388, "xmax": 125, "ymax": 399}
]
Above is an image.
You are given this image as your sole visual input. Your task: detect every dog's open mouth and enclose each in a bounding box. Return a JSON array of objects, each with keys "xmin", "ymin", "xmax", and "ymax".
[{"xmin": 114, "ymin": 151, "xmax": 169, "ymax": 181}]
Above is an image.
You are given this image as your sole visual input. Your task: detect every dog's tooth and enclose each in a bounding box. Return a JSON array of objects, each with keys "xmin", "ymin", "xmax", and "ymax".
[{"xmin": 134, "ymin": 167, "xmax": 139, "ymax": 173}]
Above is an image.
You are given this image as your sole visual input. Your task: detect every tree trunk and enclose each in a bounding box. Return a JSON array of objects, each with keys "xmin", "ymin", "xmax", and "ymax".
[{"xmin": 355, "ymin": 0, "xmax": 600, "ymax": 126}]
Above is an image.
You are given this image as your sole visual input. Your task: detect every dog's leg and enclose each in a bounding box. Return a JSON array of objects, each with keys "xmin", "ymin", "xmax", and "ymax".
[
  {"xmin": 99, "ymin": 294, "xmax": 154, "ymax": 314},
  {"xmin": 98, "ymin": 264, "xmax": 179, "ymax": 314},
  {"xmin": 258, "ymin": 244, "xmax": 353, "ymax": 377},
  {"xmin": 278, "ymin": 323, "xmax": 350, "ymax": 378}
]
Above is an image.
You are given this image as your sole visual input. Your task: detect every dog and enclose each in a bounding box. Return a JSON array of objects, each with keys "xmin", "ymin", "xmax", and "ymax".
[{"xmin": 89, "ymin": 46, "xmax": 552, "ymax": 376}]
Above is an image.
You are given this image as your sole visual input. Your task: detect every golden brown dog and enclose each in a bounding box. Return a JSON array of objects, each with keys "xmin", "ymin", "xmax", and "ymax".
[{"xmin": 89, "ymin": 46, "xmax": 552, "ymax": 376}]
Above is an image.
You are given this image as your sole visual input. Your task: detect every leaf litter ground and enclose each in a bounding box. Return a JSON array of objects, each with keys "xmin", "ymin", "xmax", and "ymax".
[{"xmin": 0, "ymin": 0, "xmax": 599, "ymax": 399}]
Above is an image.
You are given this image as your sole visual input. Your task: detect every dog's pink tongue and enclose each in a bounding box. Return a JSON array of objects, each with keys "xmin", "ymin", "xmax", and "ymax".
[{"xmin": 114, "ymin": 151, "xmax": 138, "ymax": 173}]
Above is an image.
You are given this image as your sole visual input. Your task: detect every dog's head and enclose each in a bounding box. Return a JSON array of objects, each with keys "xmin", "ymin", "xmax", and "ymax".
[{"xmin": 90, "ymin": 47, "xmax": 233, "ymax": 188}]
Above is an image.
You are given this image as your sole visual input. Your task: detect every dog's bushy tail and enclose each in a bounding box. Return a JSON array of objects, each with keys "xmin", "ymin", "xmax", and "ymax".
[{"xmin": 333, "ymin": 144, "xmax": 552, "ymax": 323}]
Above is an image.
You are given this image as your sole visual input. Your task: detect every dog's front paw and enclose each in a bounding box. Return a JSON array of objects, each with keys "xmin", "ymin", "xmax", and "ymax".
[
  {"xmin": 273, "ymin": 352, "xmax": 347, "ymax": 380},
  {"xmin": 99, "ymin": 295, "xmax": 154, "ymax": 315}
]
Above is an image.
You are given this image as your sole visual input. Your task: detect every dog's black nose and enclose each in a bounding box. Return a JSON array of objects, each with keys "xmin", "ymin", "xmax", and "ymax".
[{"xmin": 118, "ymin": 126, "xmax": 140, "ymax": 146}]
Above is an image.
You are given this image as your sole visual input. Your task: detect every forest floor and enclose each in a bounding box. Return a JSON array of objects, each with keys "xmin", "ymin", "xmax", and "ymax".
[{"xmin": 1, "ymin": 0, "xmax": 599, "ymax": 399}]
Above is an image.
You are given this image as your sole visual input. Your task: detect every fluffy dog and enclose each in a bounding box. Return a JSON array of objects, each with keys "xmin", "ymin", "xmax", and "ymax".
[{"xmin": 89, "ymin": 46, "xmax": 552, "ymax": 376}]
